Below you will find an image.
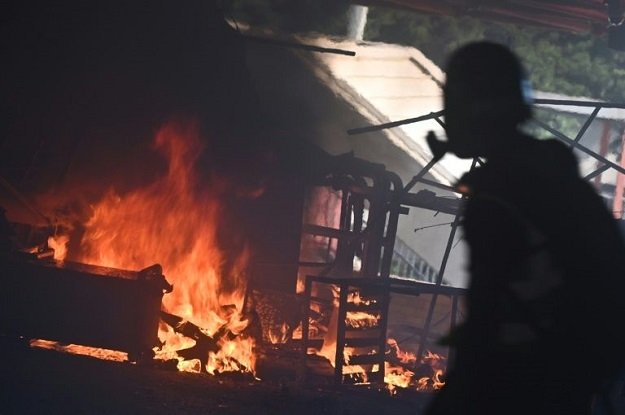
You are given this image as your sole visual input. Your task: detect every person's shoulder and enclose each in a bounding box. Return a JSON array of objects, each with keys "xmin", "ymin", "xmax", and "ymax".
[
  {"xmin": 533, "ymin": 137, "xmax": 571, "ymax": 156},
  {"xmin": 530, "ymin": 138, "xmax": 578, "ymax": 175},
  {"xmin": 456, "ymin": 136, "xmax": 578, "ymax": 193}
]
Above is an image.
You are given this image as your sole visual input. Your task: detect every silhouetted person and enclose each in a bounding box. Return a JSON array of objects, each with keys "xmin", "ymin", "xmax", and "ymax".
[{"xmin": 425, "ymin": 42, "xmax": 625, "ymax": 415}]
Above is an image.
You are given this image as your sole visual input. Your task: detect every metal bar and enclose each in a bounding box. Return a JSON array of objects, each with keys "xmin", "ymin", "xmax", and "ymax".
[
  {"xmin": 335, "ymin": 283, "xmax": 349, "ymax": 384},
  {"xmin": 242, "ymin": 34, "xmax": 356, "ymax": 56},
  {"xmin": 432, "ymin": 310, "xmax": 452, "ymax": 328},
  {"xmin": 584, "ymin": 164, "xmax": 611, "ymax": 181},
  {"xmin": 448, "ymin": 294, "xmax": 459, "ymax": 368},
  {"xmin": 374, "ymin": 291, "xmax": 390, "ymax": 384},
  {"xmin": 417, "ymin": 178, "xmax": 457, "ymax": 193},
  {"xmin": 347, "ymin": 97, "xmax": 625, "ymax": 136},
  {"xmin": 380, "ymin": 205, "xmax": 401, "ymax": 279},
  {"xmin": 594, "ymin": 120, "xmax": 612, "ymax": 188},
  {"xmin": 415, "ymin": 210, "xmax": 462, "ymax": 361},
  {"xmin": 409, "ymin": 56, "xmax": 444, "ymax": 88},
  {"xmin": 434, "ymin": 117, "xmax": 446, "ymax": 130},
  {"xmin": 361, "ymin": 178, "xmax": 389, "ymax": 278},
  {"xmin": 613, "ymin": 129, "xmax": 625, "ymax": 219},
  {"xmin": 403, "ymin": 193, "xmax": 460, "ymax": 215},
  {"xmin": 301, "ymin": 277, "xmax": 312, "ymax": 356},
  {"xmin": 415, "ymin": 158, "xmax": 476, "ymax": 361},
  {"xmin": 532, "ymin": 119, "xmax": 625, "ymax": 176},
  {"xmin": 533, "ymin": 99, "xmax": 625, "ymax": 109},
  {"xmin": 347, "ymin": 110, "xmax": 445, "ymax": 135},
  {"xmin": 301, "ymin": 224, "xmax": 364, "ymax": 241},
  {"xmin": 392, "ymin": 246, "xmax": 438, "ymax": 281},
  {"xmin": 403, "ymin": 156, "xmax": 441, "ymax": 194},
  {"xmin": 571, "ymin": 106, "xmax": 601, "ymax": 147}
]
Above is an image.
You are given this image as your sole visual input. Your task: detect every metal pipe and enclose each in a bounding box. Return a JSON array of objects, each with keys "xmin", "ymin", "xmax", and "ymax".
[
  {"xmin": 241, "ymin": 34, "xmax": 356, "ymax": 56},
  {"xmin": 613, "ymin": 129, "xmax": 625, "ymax": 219},
  {"xmin": 534, "ymin": 99, "xmax": 625, "ymax": 108},
  {"xmin": 415, "ymin": 158, "xmax": 476, "ymax": 361},
  {"xmin": 347, "ymin": 111, "xmax": 445, "ymax": 135},
  {"xmin": 532, "ymin": 119, "xmax": 625, "ymax": 176},
  {"xmin": 571, "ymin": 106, "xmax": 601, "ymax": 147}
]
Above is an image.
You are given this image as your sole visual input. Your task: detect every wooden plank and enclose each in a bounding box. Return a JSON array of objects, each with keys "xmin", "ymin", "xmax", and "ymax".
[
  {"xmin": 344, "ymin": 337, "xmax": 383, "ymax": 348},
  {"xmin": 344, "ymin": 353, "xmax": 383, "ymax": 366}
]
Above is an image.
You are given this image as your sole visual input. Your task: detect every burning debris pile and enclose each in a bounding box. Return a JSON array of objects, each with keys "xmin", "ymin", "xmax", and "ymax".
[
  {"xmin": 1, "ymin": 0, "xmax": 282, "ymax": 379},
  {"xmin": 385, "ymin": 340, "xmax": 446, "ymax": 393},
  {"xmin": 1, "ymin": 1, "xmax": 455, "ymax": 405},
  {"xmin": 304, "ymin": 284, "xmax": 448, "ymax": 394},
  {"xmin": 4, "ymin": 115, "xmax": 455, "ymax": 395},
  {"xmin": 45, "ymin": 119, "xmax": 260, "ymax": 376}
]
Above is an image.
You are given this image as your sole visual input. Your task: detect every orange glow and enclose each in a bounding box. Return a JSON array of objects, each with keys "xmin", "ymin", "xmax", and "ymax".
[
  {"xmin": 432, "ymin": 369, "xmax": 445, "ymax": 390},
  {"xmin": 268, "ymin": 322, "xmax": 290, "ymax": 344},
  {"xmin": 347, "ymin": 291, "xmax": 377, "ymax": 306},
  {"xmin": 385, "ymin": 338, "xmax": 447, "ymax": 392},
  {"xmin": 387, "ymin": 338, "xmax": 417, "ymax": 365},
  {"xmin": 345, "ymin": 311, "xmax": 380, "ymax": 329},
  {"xmin": 47, "ymin": 234, "xmax": 69, "ymax": 261},
  {"xmin": 30, "ymin": 339, "xmax": 127, "ymax": 362},
  {"xmin": 64, "ymin": 118, "xmax": 255, "ymax": 374},
  {"xmin": 384, "ymin": 361, "xmax": 414, "ymax": 391}
]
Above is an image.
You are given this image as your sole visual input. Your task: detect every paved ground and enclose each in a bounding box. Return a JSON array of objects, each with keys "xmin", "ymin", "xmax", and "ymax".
[{"xmin": 0, "ymin": 337, "xmax": 431, "ymax": 415}]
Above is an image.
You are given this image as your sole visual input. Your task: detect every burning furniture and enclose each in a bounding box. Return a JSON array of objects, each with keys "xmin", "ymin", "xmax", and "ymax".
[
  {"xmin": 297, "ymin": 153, "xmax": 466, "ymax": 390},
  {"xmin": 301, "ymin": 276, "xmax": 464, "ymax": 389}
]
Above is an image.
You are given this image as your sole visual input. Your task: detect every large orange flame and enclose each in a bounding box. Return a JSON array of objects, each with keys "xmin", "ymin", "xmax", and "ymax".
[{"xmin": 69, "ymin": 118, "xmax": 255, "ymax": 374}]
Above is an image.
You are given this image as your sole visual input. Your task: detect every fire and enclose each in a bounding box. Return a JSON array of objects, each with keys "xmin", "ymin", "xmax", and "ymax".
[
  {"xmin": 347, "ymin": 290, "xmax": 377, "ymax": 306},
  {"xmin": 47, "ymin": 234, "xmax": 69, "ymax": 261},
  {"xmin": 268, "ymin": 322, "xmax": 290, "ymax": 344},
  {"xmin": 207, "ymin": 336, "xmax": 256, "ymax": 375},
  {"xmin": 417, "ymin": 350, "xmax": 447, "ymax": 391},
  {"xmin": 30, "ymin": 339, "xmax": 127, "ymax": 362},
  {"xmin": 384, "ymin": 339, "xmax": 447, "ymax": 392},
  {"xmin": 384, "ymin": 362, "xmax": 414, "ymax": 393},
  {"xmin": 387, "ymin": 338, "xmax": 416, "ymax": 365},
  {"xmin": 345, "ymin": 311, "xmax": 381, "ymax": 329},
  {"xmin": 54, "ymin": 118, "xmax": 256, "ymax": 374},
  {"xmin": 343, "ymin": 347, "xmax": 371, "ymax": 384},
  {"xmin": 313, "ymin": 289, "xmax": 446, "ymax": 391}
]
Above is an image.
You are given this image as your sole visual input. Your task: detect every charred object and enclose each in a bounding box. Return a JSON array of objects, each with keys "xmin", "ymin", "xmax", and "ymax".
[{"xmin": 0, "ymin": 253, "xmax": 172, "ymax": 361}]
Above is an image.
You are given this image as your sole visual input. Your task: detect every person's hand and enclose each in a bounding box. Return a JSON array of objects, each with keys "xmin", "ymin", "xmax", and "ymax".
[{"xmin": 426, "ymin": 131, "xmax": 449, "ymax": 161}]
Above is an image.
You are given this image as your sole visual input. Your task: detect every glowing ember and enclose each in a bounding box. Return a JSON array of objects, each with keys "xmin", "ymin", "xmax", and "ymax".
[
  {"xmin": 268, "ymin": 322, "xmax": 290, "ymax": 344},
  {"xmin": 387, "ymin": 338, "xmax": 417, "ymax": 365},
  {"xmin": 342, "ymin": 347, "xmax": 372, "ymax": 384},
  {"xmin": 347, "ymin": 291, "xmax": 377, "ymax": 306},
  {"xmin": 207, "ymin": 337, "xmax": 256, "ymax": 375},
  {"xmin": 314, "ymin": 293, "xmax": 446, "ymax": 391},
  {"xmin": 178, "ymin": 359, "xmax": 203, "ymax": 373},
  {"xmin": 30, "ymin": 339, "xmax": 127, "ymax": 362},
  {"xmin": 54, "ymin": 118, "xmax": 256, "ymax": 374},
  {"xmin": 385, "ymin": 339, "xmax": 447, "ymax": 392},
  {"xmin": 345, "ymin": 311, "xmax": 380, "ymax": 329},
  {"xmin": 384, "ymin": 362, "xmax": 414, "ymax": 393}
]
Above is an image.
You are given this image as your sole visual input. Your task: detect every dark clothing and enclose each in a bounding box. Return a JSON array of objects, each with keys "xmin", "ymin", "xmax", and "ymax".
[{"xmin": 427, "ymin": 137, "xmax": 625, "ymax": 415}]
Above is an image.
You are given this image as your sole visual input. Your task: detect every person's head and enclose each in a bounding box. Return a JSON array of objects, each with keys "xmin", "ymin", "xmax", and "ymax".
[{"xmin": 443, "ymin": 41, "xmax": 532, "ymax": 158}]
